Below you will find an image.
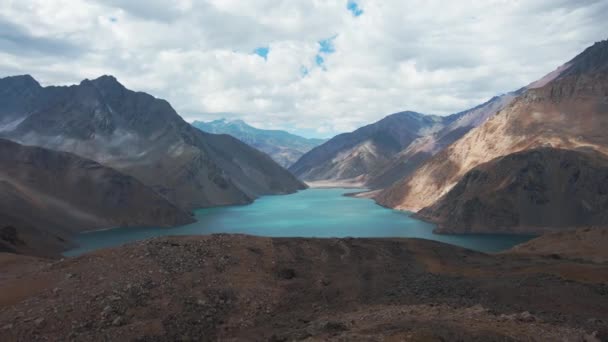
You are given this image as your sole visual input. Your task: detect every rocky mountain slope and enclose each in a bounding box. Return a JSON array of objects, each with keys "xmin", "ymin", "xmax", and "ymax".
[
  {"xmin": 367, "ymin": 94, "xmax": 517, "ymax": 188},
  {"xmin": 416, "ymin": 148, "xmax": 608, "ymax": 234},
  {"xmin": 1, "ymin": 235, "xmax": 606, "ymax": 341},
  {"xmin": 376, "ymin": 40, "xmax": 608, "ymax": 214},
  {"xmin": 289, "ymin": 111, "xmax": 453, "ymax": 184},
  {"xmin": 0, "ymin": 139, "xmax": 194, "ymax": 257},
  {"xmin": 192, "ymin": 119, "xmax": 325, "ymax": 168},
  {"xmin": 0, "ymin": 75, "xmax": 306, "ymax": 210}
]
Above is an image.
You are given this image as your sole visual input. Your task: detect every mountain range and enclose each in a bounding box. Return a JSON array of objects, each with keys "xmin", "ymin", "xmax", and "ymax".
[
  {"xmin": 375, "ymin": 39, "xmax": 608, "ymax": 234},
  {"xmin": 290, "ymin": 95, "xmax": 518, "ymax": 188},
  {"xmin": 284, "ymin": 39, "xmax": 608, "ymax": 236},
  {"xmin": 0, "ymin": 75, "xmax": 306, "ymax": 254},
  {"xmin": 192, "ymin": 119, "xmax": 326, "ymax": 167},
  {"xmin": 1, "ymin": 39, "xmax": 607, "ymax": 253},
  {"xmin": 288, "ymin": 111, "xmax": 452, "ymax": 184}
]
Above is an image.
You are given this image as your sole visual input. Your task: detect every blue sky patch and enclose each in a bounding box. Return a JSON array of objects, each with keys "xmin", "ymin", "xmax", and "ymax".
[
  {"xmin": 109, "ymin": 17, "xmax": 118, "ymax": 23},
  {"xmin": 253, "ymin": 46, "xmax": 269, "ymax": 60},
  {"xmin": 300, "ymin": 66, "xmax": 309, "ymax": 77},
  {"xmin": 315, "ymin": 55, "xmax": 325, "ymax": 67},
  {"xmin": 347, "ymin": 0, "xmax": 363, "ymax": 17},
  {"xmin": 318, "ymin": 36, "xmax": 337, "ymax": 54}
]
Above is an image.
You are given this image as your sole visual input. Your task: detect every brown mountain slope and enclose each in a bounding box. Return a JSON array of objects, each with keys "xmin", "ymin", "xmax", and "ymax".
[
  {"xmin": 0, "ymin": 139, "xmax": 194, "ymax": 256},
  {"xmin": 289, "ymin": 111, "xmax": 453, "ymax": 183},
  {"xmin": 508, "ymin": 227, "xmax": 608, "ymax": 263},
  {"xmin": 416, "ymin": 148, "xmax": 608, "ymax": 234},
  {"xmin": 1, "ymin": 235, "xmax": 607, "ymax": 341},
  {"xmin": 0, "ymin": 75, "xmax": 305, "ymax": 210},
  {"xmin": 366, "ymin": 94, "xmax": 517, "ymax": 188},
  {"xmin": 376, "ymin": 40, "xmax": 608, "ymax": 212}
]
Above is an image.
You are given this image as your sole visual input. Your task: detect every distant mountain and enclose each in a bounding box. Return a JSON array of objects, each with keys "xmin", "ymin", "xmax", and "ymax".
[
  {"xmin": 416, "ymin": 148, "xmax": 608, "ymax": 234},
  {"xmin": 289, "ymin": 111, "xmax": 456, "ymax": 184},
  {"xmin": 377, "ymin": 40, "xmax": 608, "ymax": 229},
  {"xmin": 0, "ymin": 139, "xmax": 193, "ymax": 257},
  {"xmin": 0, "ymin": 75, "xmax": 306, "ymax": 211},
  {"xmin": 192, "ymin": 119, "xmax": 325, "ymax": 167}
]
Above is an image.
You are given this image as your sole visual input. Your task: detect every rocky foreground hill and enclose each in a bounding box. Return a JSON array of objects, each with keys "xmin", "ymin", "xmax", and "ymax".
[{"xmin": 0, "ymin": 234, "xmax": 606, "ymax": 341}]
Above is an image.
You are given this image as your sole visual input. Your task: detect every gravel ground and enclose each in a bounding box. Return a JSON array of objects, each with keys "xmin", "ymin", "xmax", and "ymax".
[{"xmin": 0, "ymin": 234, "xmax": 606, "ymax": 341}]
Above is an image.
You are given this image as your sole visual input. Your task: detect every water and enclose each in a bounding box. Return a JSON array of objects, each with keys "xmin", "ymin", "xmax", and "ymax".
[{"xmin": 64, "ymin": 188, "xmax": 534, "ymax": 256}]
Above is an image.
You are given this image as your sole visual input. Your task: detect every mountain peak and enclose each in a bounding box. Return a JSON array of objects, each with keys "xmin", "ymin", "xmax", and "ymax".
[
  {"xmin": 214, "ymin": 118, "xmax": 247, "ymax": 125},
  {"xmin": 559, "ymin": 39, "xmax": 608, "ymax": 77},
  {"xmin": 93, "ymin": 75, "xmax": 124, "ymax": 88},
  {"xmin": 0, "ymin": 74, "xmax": 41, "ymax": 89},
  {"xmin": 79, "ymin": 75, "xmax": 125, "ymax": 91}
]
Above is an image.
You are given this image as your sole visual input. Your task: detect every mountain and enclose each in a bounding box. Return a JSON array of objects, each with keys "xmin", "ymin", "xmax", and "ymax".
[
  {"xmin": 289, "ymin": 111, "xmax": 455, "ymax": 184},
  {"xmin": 0, "ymin": 75, "xmax": 306, "ymax": 210},
  {"xmin": 0, "ymin": 139, "xmax": 193, "ymax": 257},
  {"xmin": 192, "ymin": 119, "xmax": 325, "ymax": 167},
  {"xmin": 376, "ymin": 40, "xmax": 608, "ymax": 216},
  {"xmin": 416, "ymin": 148, "xmax": 608, "ymax": 234},
  {"xmin": 366, "ymin": 94, "xmax": 517, "ymax": 188}
]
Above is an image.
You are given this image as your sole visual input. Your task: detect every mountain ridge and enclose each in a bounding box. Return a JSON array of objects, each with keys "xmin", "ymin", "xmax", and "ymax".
[
  {"xmin": 0, "ymin": 74, "xmax": 306, "ymax": 211},
  {"xmin": 375, "ymin": 39, "xmax": 608, "ymax": 230},
  {"xmin": 288, "ymin": 111, "xmax": 454, "ymax": 183},
  {"xmin": 192, "ymin": 118, "xmax": 325, "ymax": 167}
]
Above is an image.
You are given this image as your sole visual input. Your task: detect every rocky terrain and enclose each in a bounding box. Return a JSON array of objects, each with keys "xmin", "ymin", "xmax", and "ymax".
[
  {"xmin": 510, "ymin": 227, "xmax": 608, "ymax": 263},
  {"xmin": 376, "ymin": 40, "xmax": 608, "ymax": 215},
  {"xmin": 0, "ymin": 139, "xmax": 193, "ymax": 257},
  {"xmin": 193, "ymin": 119, "xmax": 325, "ymax": 168},
  {"xmin": 0, "ymin": 75, "xmax": 306, "ymax": 211},
  {"xmin": 0, "ymin": 234, "xmax": 606, "ymax": 341},
  {"xmin": 289, "ymin": 111, "xmax": 453, "ymax": 183},
  {"xmin": 416, "ymin": 148, "xmax": 608, "ymax": 234},
  {"xmin": 366, "ymin": 93, "xmax": 517, "ymax": 189}
]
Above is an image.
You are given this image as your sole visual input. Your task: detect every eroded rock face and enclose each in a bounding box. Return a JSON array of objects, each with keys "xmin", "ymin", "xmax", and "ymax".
[
  {"xmin": 376, "ymin": 40, "xmax": 608, "ymax": 213},
  {"xmin": 416, "ymin": 148, "xmax": 608, "ymax": 234},
  {"xmin": 0, "ymin": 75, "xmax": 306, "ymax": 211}
]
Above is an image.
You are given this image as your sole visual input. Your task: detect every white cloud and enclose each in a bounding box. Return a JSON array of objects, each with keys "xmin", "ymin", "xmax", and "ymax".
[{"xmin": 0, "ymin": 0, "xmax": 607, "ymax": 137}]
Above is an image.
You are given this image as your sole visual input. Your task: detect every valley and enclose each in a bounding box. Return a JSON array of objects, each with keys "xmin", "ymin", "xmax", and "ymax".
[{"xmin": 0, "ymin": 6, "xmax": 606, "ymax": 338}]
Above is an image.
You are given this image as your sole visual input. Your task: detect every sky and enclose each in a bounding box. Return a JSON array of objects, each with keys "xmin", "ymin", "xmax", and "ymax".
[{"xmin": 1, "ymin": 1, "xmax": 607, "ymax": 138}]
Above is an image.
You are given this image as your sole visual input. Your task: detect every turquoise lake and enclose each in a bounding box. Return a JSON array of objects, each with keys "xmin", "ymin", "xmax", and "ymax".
[{"xmin": 64, "ymin": 188, "xmax": 533, "ymax": 256}]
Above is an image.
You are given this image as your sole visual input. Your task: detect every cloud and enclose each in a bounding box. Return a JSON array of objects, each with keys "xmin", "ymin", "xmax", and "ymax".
[
  {"xmin": 0, "ymin": 0, "xmax": 607, "ymax": 138},
  {"xmin": 0, "ymin": 18, "xmax": 84, "ymax": 57}
]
